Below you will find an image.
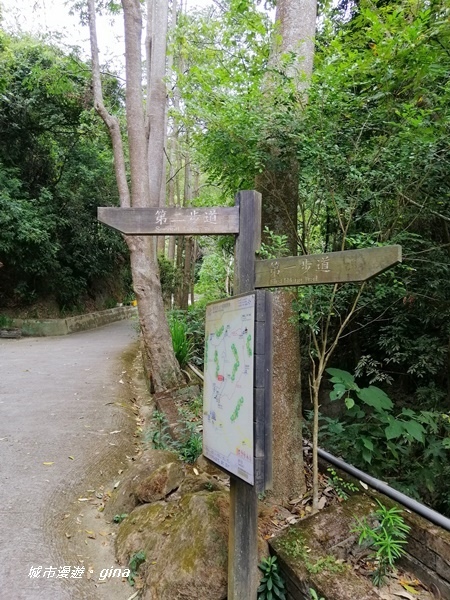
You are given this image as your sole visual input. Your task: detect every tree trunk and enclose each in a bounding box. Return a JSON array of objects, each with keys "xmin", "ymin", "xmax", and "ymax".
[
  {"xmin": 270, "ymin": 291, "xmax": 304, "ymax": 501},
  {"xmin": 179, "ymin": 152, "xmax": 192, "ymax": 308},
  {"xmin": 256, "ymin": 0, "xmax": 317, "ymax": 503},
  {"xmin": 146, "ymin": 0, "xmax": 169, "ymax": 207},
  {"xmin": 121, "ymin": 0, "xmax": 183, "ymax": 391},
  {"xmin": 167, "ymin": 134, "xmax": 177, "ymax": 262},
  {"xmin": 88, "ymin": 0, "xmax": 183, "ymax": 392},
  {"xmin": 88, "ymin": 0, "xmax": 130, "ymax": 208}
]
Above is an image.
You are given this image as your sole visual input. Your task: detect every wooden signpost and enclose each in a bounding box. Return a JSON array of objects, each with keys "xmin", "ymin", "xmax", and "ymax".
[
  {"xmin": 98, "ymin": 206, "xmax": 240, "ymax": 235},
  {"xmin": 255, "ymin": 245, "xmax": 402, "ymax": 288},
  {"xmin": 98, "ymin": 190, "xmax": 402, "ymax": 600}
]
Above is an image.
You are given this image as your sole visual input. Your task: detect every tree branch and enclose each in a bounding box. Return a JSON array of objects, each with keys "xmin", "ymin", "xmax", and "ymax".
[
  {"xmin": 400, "ymin": 192, "xmax": 450, "ymax": 224},
  {"xmin": 88, "ymin": 0, "xmax": 130, "ymax": 208}
]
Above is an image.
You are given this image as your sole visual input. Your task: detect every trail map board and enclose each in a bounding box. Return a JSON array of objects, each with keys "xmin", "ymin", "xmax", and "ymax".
[{"xmin": 203, "ymin": 294, "xmax": 256, "ymax": 484}]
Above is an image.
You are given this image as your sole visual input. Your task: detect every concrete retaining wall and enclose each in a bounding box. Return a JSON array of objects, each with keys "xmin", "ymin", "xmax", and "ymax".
[
  {"xmin": 13, "ymin": 306, "xmax": 137, "ymax": 337},
  {"xmin": 270, "ymin": 466, "xmax": 450, "ymax": 600}
]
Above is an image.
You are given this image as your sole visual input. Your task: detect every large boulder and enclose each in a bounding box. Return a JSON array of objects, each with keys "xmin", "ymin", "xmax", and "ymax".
[
  {"xmin": 105, "ymin": 449, "xmax": 181, "ymax": 518},
  {"xmin": 116, "ymin": 491, "xmax": 229, "ymax": 600}
]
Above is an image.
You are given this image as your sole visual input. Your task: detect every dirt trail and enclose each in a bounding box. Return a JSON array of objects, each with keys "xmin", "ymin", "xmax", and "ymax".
[{"xmin": 0, "ymin": 320, "xmax": 143, "ymax": 600}]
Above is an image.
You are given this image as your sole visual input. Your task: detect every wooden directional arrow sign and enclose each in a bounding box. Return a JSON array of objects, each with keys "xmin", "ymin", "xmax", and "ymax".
[
  {"xmin": 97, "ymin": 206, "xmax": 240, "ymax": 235},
  {"xmin": 254, "ymin": 245, "xmax": 402, "ymax": 288}
]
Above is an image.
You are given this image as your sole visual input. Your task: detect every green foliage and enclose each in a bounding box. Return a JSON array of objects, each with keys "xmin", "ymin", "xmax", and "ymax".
[
  {"xmin": 257, "ymin": 556, "xmax": 286, "ymax": 600},
  {"xmin": 0, "ymin": 314, "xmax": 14, "ymax": 329},
  {"xmin": 127, "ymin": 550, "xmax": 146, "ymax": 587},
  {"xmin": 0, "ymin": 32, "xmax": 129, "ymax": 311},
  {"xmin": 174, "ymin": 421, "xmax": 203, "ymax": 464},
  {"xmin": 145, "ymin": 410, "xmax": 202, "ymax": 464},
  {"xmin": 326, "ymin": 468, "xmax": 359, "ymax": 501},
  {"xmin": 352, "ymin": 502, "xmax": 410, "ymax": 586},
  {"xmin": 309, "ymin": 590, "xmax": 325, "ymax": 600},
  {"xmin": 258, "ymin": 227, "xmax": 290, "ymax": 260},
  {"xmin": 195, "ymin": 245, "xmax": 232, "ymax": 302},
  {"xmin": 168, "ymin": 315, "xmax": 194, "ymax": 369},
  {"xmin": 158, "ymin": 254, "xmax": 181, "ymax": 305},
  {"xmin": 168, "ymin": 305, "xmax": 206, "ymax": 368},
  {"xmin": 144, "ymin": 410, "xmax": 172, "ymax": 450},
  {"xmin": 173, "ymin": 2, "xmax": 272, "ymax": 192},
  {"xmin": 113, "ymin": 513, "xmax": 128, "ymax": 523},
  {"xmin": 320, "ymin": 369, "xmax": 450, "ymax": 515}
]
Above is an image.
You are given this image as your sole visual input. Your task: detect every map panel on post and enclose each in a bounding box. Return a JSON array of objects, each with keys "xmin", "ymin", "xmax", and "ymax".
[{"xmin": 203, "ymin": 294, "xmax": 255, "ymax": 484}]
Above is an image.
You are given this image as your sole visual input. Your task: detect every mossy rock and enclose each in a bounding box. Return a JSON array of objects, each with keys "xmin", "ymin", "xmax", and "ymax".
[
  {"xmin": 105, "ymin": 449, "xmax": 180, "ymax": 518},
  {"xmin": 116, "ymin": 491, "xmax": 229, "ymax": 599},
  {"xmin": 135, "ymin": 461, "xmax": 185, "ymax": 503},
  {"xmin": 176, "ymin": 472, "xmax": 226, "ymax": 496}
]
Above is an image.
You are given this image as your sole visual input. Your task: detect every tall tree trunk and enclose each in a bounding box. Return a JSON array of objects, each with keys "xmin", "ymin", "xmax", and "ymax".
[
  {"xmin": 146, "ymin": 0, "xmax": 168, "ymax": 206},
  {"xmin": 146, "ymin": 0, "xmax": 169, "ymax": 256},
  {"xmin": 88, "ymin": 0, "xmax": 183, "ymax": 392},
  {"xmin": 256, "ymin": 0, "xmax": 317, "ymax": 503},
  {"xmin": 123, "ymin": 0, "xmax": 183, "ymax": 391}
]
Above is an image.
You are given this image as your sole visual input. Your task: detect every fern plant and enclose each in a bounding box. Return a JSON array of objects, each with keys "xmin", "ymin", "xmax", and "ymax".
[
  {"xmin": 257, "ymin": 555, "xmax": 286, "ymax": 600},
  {"xmin": 352, "ymin": 501, "xmax": 410, "ymax": 586}
]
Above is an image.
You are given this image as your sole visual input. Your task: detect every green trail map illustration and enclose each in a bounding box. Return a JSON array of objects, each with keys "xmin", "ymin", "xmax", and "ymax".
[{"xmin": 203, "ymin": 294, "xmax": 255, "ymax": 484}]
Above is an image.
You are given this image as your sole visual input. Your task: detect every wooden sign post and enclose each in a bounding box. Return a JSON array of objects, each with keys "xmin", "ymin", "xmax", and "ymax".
[{"xmin": 98, "ymin": 191, "xmax": 401, "ymax": 600}]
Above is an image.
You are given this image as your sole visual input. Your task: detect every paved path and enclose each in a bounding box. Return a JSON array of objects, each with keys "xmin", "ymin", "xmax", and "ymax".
[{"xmin": 0, "ymin": 320, "xmax": 138, "ymax": 599}]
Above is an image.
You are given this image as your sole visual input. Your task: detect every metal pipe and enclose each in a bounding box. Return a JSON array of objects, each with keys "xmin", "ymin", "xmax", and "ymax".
[
  {"xmin": 191, "ymin": 364, "xmax": 450, "ymax": 531},
  {"xmin": 317, "ymin": 446, "xmax": 450, "ymax": 532}
]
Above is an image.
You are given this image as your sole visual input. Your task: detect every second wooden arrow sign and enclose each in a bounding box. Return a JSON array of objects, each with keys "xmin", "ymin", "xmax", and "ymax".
[{"xmin": 254, "ymin": 245, "xmax": 402, "ymax": 288}]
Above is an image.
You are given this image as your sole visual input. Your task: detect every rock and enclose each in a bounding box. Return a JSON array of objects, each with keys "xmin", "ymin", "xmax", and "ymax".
[
  {"xmin": 105, "ymin": 449, "xmax": 180, "ymax": 518},
  {"xmin": 135, "ymin": 461, "xmax": 185, "ymax": 503},
  {"xmin": 195, "ymin": 455, "xmax": 227, "ymax": 479},
  {"xmin": 116, "ymin": 491, "xmax": 229, "ymax": 600},
  {"xmin": 177, "ymin": 472, "xmax": 226, "ymax": 496}
]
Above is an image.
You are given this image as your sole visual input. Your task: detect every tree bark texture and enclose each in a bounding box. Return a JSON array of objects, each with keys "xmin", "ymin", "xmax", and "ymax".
[
  {"xmin": 147, "ymin": 0, "xmax": 169, "ymax": 207},
  {"xmin": 256, "ymin": 0, "xmax": 317, "ymax": 502},
  {"xmin": 273, "ymin": 0, "xmax": 317, "ymax": 90},
  {"xmin": 270, "ymin": 291, "xmax": 304, "ymax": 501}
]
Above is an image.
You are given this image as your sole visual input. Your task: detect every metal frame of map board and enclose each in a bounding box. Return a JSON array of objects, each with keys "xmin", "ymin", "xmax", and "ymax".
[{"xmin": 203, "ymin": 290, "xmax": 272, "ymax": 493}]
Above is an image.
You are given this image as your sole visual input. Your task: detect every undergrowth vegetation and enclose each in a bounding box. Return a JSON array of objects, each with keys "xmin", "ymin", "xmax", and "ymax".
[
  {"xmin": 315, "ymin": 369, "xmax": 450, "ymax": 514},
  {"xmin": 352, "ymin": 502, "xmax": 410, "ymax": 586},
  {"xmin": 145, "ymin": 408, "xmax": 203, "ymax": 464}
]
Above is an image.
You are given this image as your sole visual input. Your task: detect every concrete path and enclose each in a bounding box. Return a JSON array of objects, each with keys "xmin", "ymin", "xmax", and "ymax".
[{"xmin": 0, "ymin": 320, "xmax": 139, "ymax": 599}]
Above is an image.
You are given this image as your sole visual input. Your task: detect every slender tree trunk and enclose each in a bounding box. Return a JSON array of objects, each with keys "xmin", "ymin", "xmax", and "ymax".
[
  {"xmin": 88, "ymin": 0, "xmax": 130, "ymax": 208},
  {"xmin": 167, "ymin": 134, "xmax": 177, "ymax": 262},
  {"xmin": 190, "ymin": 238, "xmax": 197, "ymax": 306},
  {"xmin": 146, "ymin": 0, "xmax": 169, "ymax": 256},
  {"xmin": 179, "ymin": 152, "xmax": 192, "ymax": 308},
  {"xmin": 175, "ymin": 235, "xmax": 184, "ymax": 307}
]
